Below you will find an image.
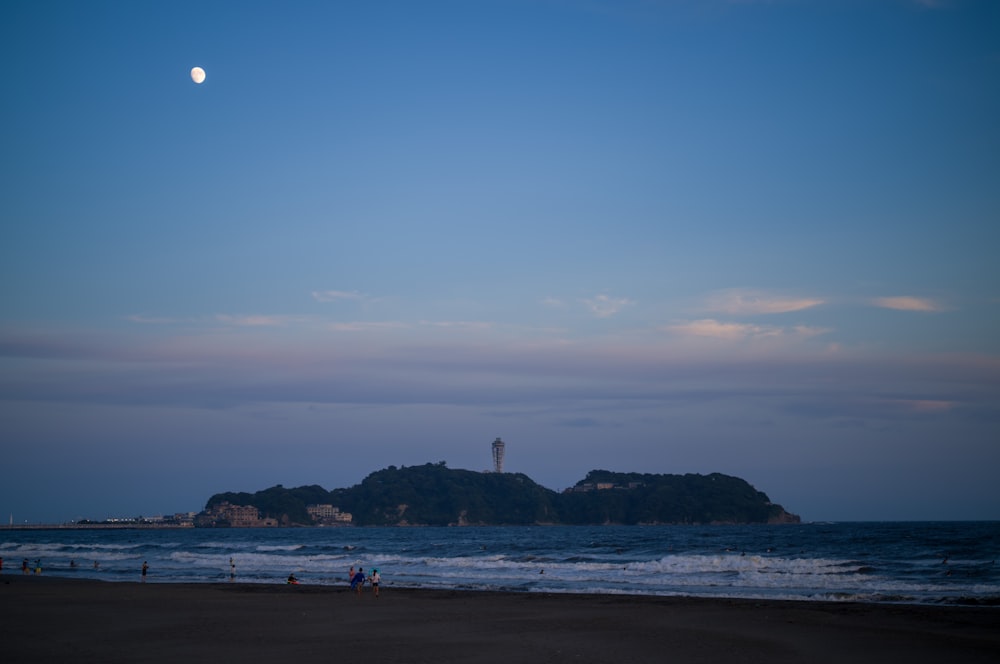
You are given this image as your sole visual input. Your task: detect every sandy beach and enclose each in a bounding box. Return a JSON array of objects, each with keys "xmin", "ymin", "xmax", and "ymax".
[{"xmin": 2, "ymin": 575, "xmax": 998, "ymax": 663}]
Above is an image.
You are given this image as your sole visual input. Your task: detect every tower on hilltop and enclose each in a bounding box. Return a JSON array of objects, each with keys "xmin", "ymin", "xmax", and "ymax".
[{"xmin": 492, "ymin": 437, "xmax": 505, "ymax": 474}]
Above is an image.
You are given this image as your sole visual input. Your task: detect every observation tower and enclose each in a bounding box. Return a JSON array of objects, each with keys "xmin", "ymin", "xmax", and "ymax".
[{"xmin": 491, "ymin": 437, "xmax": 505, "ymax": 474}]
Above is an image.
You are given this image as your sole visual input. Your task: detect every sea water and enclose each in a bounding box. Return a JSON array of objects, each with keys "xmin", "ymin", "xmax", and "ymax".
[{"xmin": 2, "ymin": 522, "xmax": 997, "ymax": 605}]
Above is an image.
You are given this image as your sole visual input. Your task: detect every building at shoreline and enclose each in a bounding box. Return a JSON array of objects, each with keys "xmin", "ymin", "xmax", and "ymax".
[
  {"xmin": 197, "ymin": 501, "xmax": 278, "ymax": 528},
  {"xmin": 306, "ymin": 504, "xmax": 353, "ymax": 525}
]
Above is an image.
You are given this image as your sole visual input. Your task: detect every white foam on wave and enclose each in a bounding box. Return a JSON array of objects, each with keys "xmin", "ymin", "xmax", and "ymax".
[
  {"xmin": 255, "ymin": 544, "xmax": 304, "ymax": 552},
  {"xmin": 0, "ymin": 541, "xmax": 147, "ymax": 555},
  {"xmin": 630, "ymin": 553, "xmax": 874, "ymax": 579}
]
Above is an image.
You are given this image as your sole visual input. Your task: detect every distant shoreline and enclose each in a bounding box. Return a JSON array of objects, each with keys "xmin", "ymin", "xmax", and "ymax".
[
  {"xmin": 0, "ymin": 523, "xmax": 194, "ymax": 531},
  {"xmin": 5, "ymin": 520, "xmax": 997, "ymax": 531},
  {"xmin": 0, "ymin": 521, "xmax": 802, "ymax": 531}
]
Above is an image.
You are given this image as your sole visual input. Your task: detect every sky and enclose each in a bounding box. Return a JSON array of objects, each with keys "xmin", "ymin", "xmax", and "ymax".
[{"xmin": 2, "ymin": 0, "xmax": 998, "ymax": 524}]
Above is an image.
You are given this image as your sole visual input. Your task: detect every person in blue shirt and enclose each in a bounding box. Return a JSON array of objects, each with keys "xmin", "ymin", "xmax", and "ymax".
[{"xmin": 350, "ymin": 568, "xmax": 366, "ymax": 596}]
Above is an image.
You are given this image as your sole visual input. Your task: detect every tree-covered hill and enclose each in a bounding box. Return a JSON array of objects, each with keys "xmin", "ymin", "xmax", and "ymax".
[
  {"xmin": 561, "ymin": 470, "xmax": 798, "ymax": 525},
  {"xmin": 207, "ymin": 484, "xmax": 330, "ymax": 525},
  {"xmin": 202, "ymin": 463, "xmax": 799, "ymax": 526},
  {"xmin": 331, "ymin": 462, "xmax": 559, "ymax": 526}
]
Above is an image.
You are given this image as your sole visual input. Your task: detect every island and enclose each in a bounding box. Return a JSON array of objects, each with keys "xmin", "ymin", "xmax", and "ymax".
[{"xmin": 197, "ymin": 463, "xmax": 800, "ymax": 527}]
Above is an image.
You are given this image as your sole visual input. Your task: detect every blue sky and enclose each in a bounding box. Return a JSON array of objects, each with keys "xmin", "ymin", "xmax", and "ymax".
[{"xmin": 2, "ymin": 0, "xmax": 998, "ymax": 523}]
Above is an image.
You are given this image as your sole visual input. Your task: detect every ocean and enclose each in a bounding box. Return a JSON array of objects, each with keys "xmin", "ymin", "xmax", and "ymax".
[{"xmin": 2, "ymin": 522, "xmax": 998, "ymax": 606}]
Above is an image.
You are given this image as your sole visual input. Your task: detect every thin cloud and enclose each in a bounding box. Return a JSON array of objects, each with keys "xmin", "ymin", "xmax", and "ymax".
[
  {"xmin": 420, "ymin": 320, "xmax": 495, "ymax": 330},
  {"xmin": 131, "ymin": 314, "xmax": 314, "ymax": 328},
  {"xmin": 581, "ymin": 294, "xmax": 634, "ymax": 318},
  {"xmin": 705, "ymin": 289, "xmax": 824, "ymax": 315},
  {"xmin": 668, "ymin": 319, "xmax": 829, "ymax": 341},
  {"xmin": 669, "ymin": 319, "xmax": 782, "ymax": 340},
  {"xmin": 312, "ymin": 290, "xmax": 367, "ymax": 303},
  {"xmin": 871, "ymin": 296, "xmax": 942, "ymax": 312},
  {"xmin": 792, "ymin": 325, "xmax": 831, "ymax": 338},
  {"xmin": 328, "ymin": 321, "xmax": 409, "ymax": 332},
  {"xmin": 215, "ymin": 314, "xmax": 302, "ymax": 327},
  {"xmin": 125, "ymin": 314, "xmax": 181, "ymax": 325},
  {"xmin": 890, "ymin": 399, "xmax": 956, "ymax": 414}
]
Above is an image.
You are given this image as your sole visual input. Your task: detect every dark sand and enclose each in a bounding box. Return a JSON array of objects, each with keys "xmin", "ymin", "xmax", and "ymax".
[{"xmin": 2, "ymin": 576, "xmax": 998, "ymax": 663}]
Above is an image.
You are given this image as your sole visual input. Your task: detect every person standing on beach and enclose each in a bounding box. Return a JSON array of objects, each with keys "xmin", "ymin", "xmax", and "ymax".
[
  {"xmin": 141, "ymin": 561, "xmax": 148, "ymax": 582},
  {"xmin": 351, "ymin": 567, "xmax": 366, "ymax": 596},
  {"xmin": 22, "ymin": 558, "xmax": 29, "ymax": 574},
  {"xmin": 34, "ymin": 559, "xmax": 41, "ymax": 574},
  {"xmin": 370, "ymin": 568, "xmax": 381, "ymax": 598},
  {"xmin": 230, "ymin": 557, "xmax": 236, "ymax": 582}
]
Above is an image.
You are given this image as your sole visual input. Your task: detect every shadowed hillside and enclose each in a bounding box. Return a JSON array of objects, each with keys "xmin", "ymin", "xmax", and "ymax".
[{"xmin": 203, "ymin": 463, "xmax": 799, "ymax": 526}]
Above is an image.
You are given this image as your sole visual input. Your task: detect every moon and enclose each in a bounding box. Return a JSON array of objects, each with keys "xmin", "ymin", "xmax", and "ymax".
[{"xmin": 191, "ymin": 67, "xmax": 206, "ymax": 84}]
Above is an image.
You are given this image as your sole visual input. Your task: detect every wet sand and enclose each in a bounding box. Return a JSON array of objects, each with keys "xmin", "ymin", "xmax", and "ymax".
[{"xmin": 2, "ymin": 575, "xmax": 998, "ymax": 663}]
